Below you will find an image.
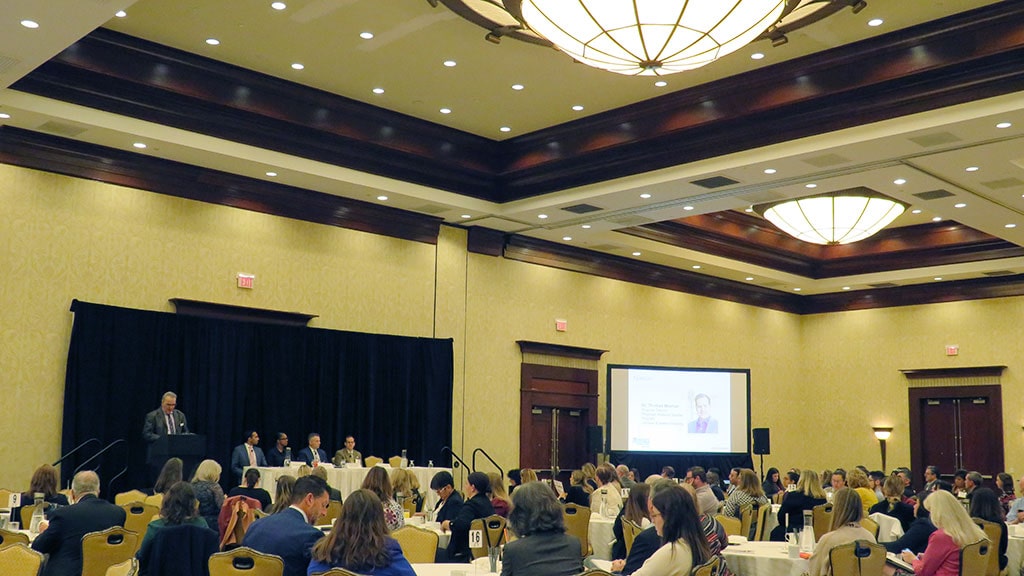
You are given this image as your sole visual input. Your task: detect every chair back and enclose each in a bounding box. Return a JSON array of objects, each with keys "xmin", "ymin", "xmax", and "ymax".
[
  {"xmin": 859, "ymin": 517, "xmax": 879, "ymax": 541},
  {"xmin": 401, "ymin": 497, "xmax": 417, "ymax": 517},
  {"xmin": 714, "ymin": 514, "xmax": 741, "ymax": 537},
  {"xmin": 0, "ymin": 543, "xmax": 44, "ymax": 576},
  {"xmin": 469, "ymin": 515, "xmax": 507, "ymax": 559},
  {"xmin": 219, "ymin": 496, "xmax": 261, "ymax": 549},
  {"xmin": 105, "ymin": 558, "xmax": 139, "ymax": 576},
  {"xmin": 392, "ymin": 525, "xmax": 439, "ymax": 564},
  {"xmin": 316, "ymin": 500, "xmax": 342, "ymax": 527},
  {"xmin": 0, "ymin": 527, "xmax": 30, "ymax": 549},
  {"xmin": 388, "ymin": 456, "xmax": 403, "ymax": 468},
  {"xmin": 827, "ymin": 539, "xmax": 885, "ymax": 576},
  {"xmin": 120, "ymin": 502, "xmax": 159, "ymax": 553},
  {"xmin": 19, "ymin": 504, "xmax": 39, "ymax": 528},
  {"xmin": 773, "ymin": 491, "xmax": 786, "ymax": 504},
  {"xmin": 309, "ymin": 568, "xmax": 361, "ymax": 576},
  {"xmin": 563, "ymin": 503, "xmax": 591, "ymax": 557},
  {"xmin": 364, "ymin": 456, "xmax": 383, "ymax": 467},
  {"xmin": 812, "ymin": 503, "xmax": 833, "ymax": 542},
  {"xmin": 208, "ymin": 546, "xmax": 284, "ymax": 576},
  {"xmin": 621, "ymin": 519, "xmax": 642, "ymax": 555},
  {"xmin": 972, "ymin": 518, "xmax": 1001, "ymax": 576},
  {"xmin": 959, "ymin": 539, "xmax": 990, "ymax": 576},
  {"xmin": 0, "ymin": 490, "xmax": 14, "ymax": 509},
  {"xmin": 115, "ymin": 490, "xmax": 149, "ymax": 506},
  {"xmin": 751, "ymin": 503, "xmax": 772, "ymax": 541},
  {"xmin": 738, "ymin": 505, "xmax": 754, "ymax": 539},
  {"xmin": 81, "ymin": 526, "xmax": 140, "ymax": 576},
  {"xmin": 690, "ymin": 554, "xmax": 723, "ymax": 576},
  {"xmin": 143, "ymin": 493, "xmax": 164, "ymax": 508}
]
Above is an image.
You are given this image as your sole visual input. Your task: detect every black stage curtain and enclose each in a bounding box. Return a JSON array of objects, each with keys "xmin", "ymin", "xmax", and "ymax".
[
  {"xmin": 62, "ymin": 300, "xmax": 453, "ymax": 494},
  {"xmin": 610, "ymin": 452, "xmax": 754, "ymax": 482}
]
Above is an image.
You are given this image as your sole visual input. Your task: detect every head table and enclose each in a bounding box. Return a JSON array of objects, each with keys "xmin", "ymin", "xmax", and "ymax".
[{"xmin": 246, "ymin": 465, "xmax": 451, "ymax": 511}]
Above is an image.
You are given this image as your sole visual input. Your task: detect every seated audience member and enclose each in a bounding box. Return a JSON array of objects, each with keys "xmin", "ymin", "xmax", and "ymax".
[
  {"xmin": 297, "ymin": 432, "xmax": 328, "ymax": 466},
  {"xmin": 507, "ymin": 469, "xmax": 521, "ymax": 494},
  {"xmin": 969, "ymin": 487, "xmax": 1008, "ymax": 572},
  {"xmin": 869, "ymin": 474, "xmax": 914, "ymax": 532},
  {"xmin": 488, "ymin": 471, "xmax": 512, "ymax": 518},
  {"xmin": 820, "ymin": 469, "xmax": 833, "ymax": 492},
  {"xmin": 430, "ymin": 471, "xmax": 464, "ymax": 528},
  {"xmin": 296, "ymin": 464, "xmax": 312, "ymax": 478},
  {"xmin": 661, "ymin": 466, "xmax": 676, "ymax": 480},
  {"xmin": 392, "ymin": 468, "xmax": 423, "ymax": 513},
  {"xmin": 688, "ymin": 466, "xmax": 721, "ymax": 517},
  {"xmin": 152, "ymin": 458, "xmax": 183, "ymax": 497},
  {"xmin": 590, "ymin": 464, "xmax": 624, "ymax": 514},
  {"xmin": 1006, "ymin": 476, "xmax": 1024, "ymax": 524},
  {"xmin": 897, "ymin": 467, "xmax": 915, "ymax": 498},
  {"xmin": 965, "ymin": 471, "xmax": 983, "ymax": 499},
  {"xmin": 362, "ymin": 466, "xmax": 404, "ymax": 531},
  {"xmin": 828, "ymin": 468, "xmax": 847, "ymax": 495},
  {"xmin": 899, "ymin": 489, "xmax": 986, "ymax": 575},
  {"xmin": 332, "ymin": 435, "xmax": 363, "ymax": 466},
  {"xmin": 308, "ymin": 489, "xmax": 415, "ymax": 576},
  {"xmin": 228, "ymin": 468, "xmax": 273, "ymax": 511},
  {"xmin": 191, "ymin": 459, "xmax": 225, "ymax": 531},
  {"xmin": 445, "ymin": 471, "xmax": 495, "ymax": 563},
  {"xmin": 31, "ymin": 471, "xmax": 126, "ymax": 576},
  {"xmin": 16, "ymin": 464, "xmax": 69, "ymax": 522},
  {"xmin": 762, "ymin": 467, "xmax": 784, "ymax": 498},
  {"xmin": 242, "ymin": 476, "xmax": 329, "ymax": 576},
  {"xmin": 722, "ymin": 469, "xmax": 770, "ymax": 538},
  {"xmin": 922, "ymin": 466, "xmax": 940, "ymax": 492},
  {"xmin": 847, "ymin": 468, "xmax": 880, "ymax": 515},
  {"xmin": 883, "ymin": 490, "xmax": 936, "ymax": 555},
  {"xmin": 617, "ymin": 465, "xmax": 636, "ymax": 489},
  {"xmin": 265, "ymin": 432, "xmax": 290, "ymax": 467},
  {"xmin": 520, "ymin": 468, "xmax": 539, "ymax": 484},
  {"xmin": 952, "ymin": 469, "xmax": 968, "ymax": 497},
  {"xmin": 310, "ymin": 466, "xmax": 342, "ymax": 502},
  {"xmin": 561, "ymin": 470, "xmax": 591, "ymax": 508},
  {"xmin": 706, "ymin": 470, "xmax": 726, "ymax": 501},
  {"xmin": 270, "ymin": 475, "xmax": 297, "ymax": 514},
  {"xmin": 501, "ymin": 481, "xmax": 584, "ymax": 576},
  {"xmin": 612, "ymin": 483, "xmax": 651, "ymax": 561},
  {"xmin": 808, "ymin": 488, "xmax": 875, "ymax": 576},
  {"xmin": 996, "ymin": 472, "xmax": 1015, "ymax": 515},
  {"xmin": 869, "ymin": 470, "xmax": 886, "ymax": 502},
  {"xmin": 631, "ymin": 483, "xmax": 713, "ymax": 576},
  {"xmin": 771, "ymin": 469, "xmax": 827, "ymax": 541},
  {"xmin": 611, "ymin": 485, "xmax": 661, "ymax": 575},
  {"xmin": 136, "ymin": 481, "xmax": 212, "ymax": 575},
  {"xmin": 581, "ymin": 462, "xmax": 599, "ymax": 492},
  {"xmin": 230, "ymin": 430, "xmax": 268, "ymax": 484}
]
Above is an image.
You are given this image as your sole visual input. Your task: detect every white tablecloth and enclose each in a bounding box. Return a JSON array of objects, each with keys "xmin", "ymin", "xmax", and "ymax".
[
  {"xmin": 589, "ymin": 515, "xmax": 616, "ymax": 560},
  {"xmin": 411, "ymin": 558, "xmax": 497, "ymax": 575},
  {"xmin": 868, "ymin": 512, "xmax": 905, "ymax": 543},
  {"xmin": 1008, "ymin": 535, "xmax": 1024, "ymax": 576},
  {"xmin": 247, "ymin": 465, "xmax": 449, "ymax": 510},
  {"xmin": 722, "ymin": 541, "xmax": 809, "ymax": 576}
]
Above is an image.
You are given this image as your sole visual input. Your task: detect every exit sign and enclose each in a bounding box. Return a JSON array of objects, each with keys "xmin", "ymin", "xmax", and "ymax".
[{"xmin": 237, "ymin": 273, "xmax": 255, "ymax": 289}]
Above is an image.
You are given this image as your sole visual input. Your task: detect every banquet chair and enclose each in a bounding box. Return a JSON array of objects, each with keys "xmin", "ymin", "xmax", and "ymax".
[
  {"xmin": 813, "ymin": 503, "xmax": 833, "ymax": 542},
  {"xmin": 209, "ymin": 546, "xmax": 284, "ymax": 576},
  {"xmin": 311, "ymin": 569, "xmax": 361, "ymax": 576},
  {"xmin": 738, "ymin": 505, "xmax": 753, "ymax": 539},
  {"xmin": 0, "ymin": 527, "xmax": 29, "ymax": 549},
  {"xmin": 470, "ymin": 515, "xmax": 507, "ymax": 559},
  {"xmin": 81, "ymin": 526, "xmax": 140, "ymax": 576},
  {"xmin": 120, "ymin": 502, "xmax": 159, "ymax": 553},
  {"xmin": 19, "ymin": 504, "xmax": 40, "ymax": 528},
  {"xmin": 0, "ymin": 542, "xmax": 44, "ymax": 576},
  {"xmin": 751, "ymin": 503, "xmax": 771, "ymax": 541},
  {"xmin": 858, "ymin": 517, "xmax": 879, "ymax": 541},
  {"xmin": 105, "ymin": 558, "xmax": 138, "ymax": 576},
  {"xmin": 773, "ymin": 491, "xmax": 786, "ymax": 505},
  {"xmin": 143, "ymin": 493, "xmax": 163, "ymax": 508},
  {"xmin": 401, "ymin": 497, "xmax": 417, "ymax": 517},
  {"xmin": 714, "ymin": 514, "xmax": 741, "ymax": 537},
  {"xmin": 827, "ymin": 539, "xmax": 885, "ymax": 576},
  {"xmin": 115, "ymin": 490, "xmax": 149, "ymax": 506},
  {"xmin": 959, "ymin": 539, "xmax": 990, "ymax": 576},
  {"xmin": 972, "ymin": 518, "xmax": 1002, "ymax": 576},
  {"xmin": 0, "ymin": 489, "xmax": 14, "ymax": 508},
  {"xmin": 317, "ymin": 500, "xmax": 342, "ymax": 526},
  {"xmin": 690, "ymin": 554, "xmax": 722, "ymax": 576},
  {"xmin": 392, "ymin": 525, "xmax": 439, "ymax": 564},
  {"xmin": 563, "ymin": 504, "xmax": 591, "ymax": 557},
  {"xmin": 621, "ymin": 519, "xmax": 642, "ymax": 555},
  {"xmin": 364, "ymin": 456, "xmax": 383, "ymax": 467},
  {"xmin": 388, "ymin": 456, "xmax": 403, "ymax": 468}
]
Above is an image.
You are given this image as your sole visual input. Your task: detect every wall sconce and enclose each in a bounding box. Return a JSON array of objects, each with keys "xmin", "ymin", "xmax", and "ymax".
[{"xmin": 873, "ymin": 427, "xmax": 893, "ymax": 471}]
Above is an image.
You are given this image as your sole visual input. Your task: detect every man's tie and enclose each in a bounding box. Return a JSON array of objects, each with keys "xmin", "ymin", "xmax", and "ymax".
[
  {"xmin": 247, "ymin": 444, "xmax": 257, "ymax": 467},
  {"xmin": 312, "ymin": 449, "xmax": 320, "ymax": 464},
  {"xmin": 165, "ymin": 412, "xmax": 174, "ymax": 435}
]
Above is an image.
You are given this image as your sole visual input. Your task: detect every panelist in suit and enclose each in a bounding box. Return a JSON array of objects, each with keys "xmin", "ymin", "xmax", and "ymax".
[
  {"xmin": 241, "ymin": 475, "xmax": 329, "ymax": 576},
  {"xmin": 297, "ymin": 432, "xmax": 328, "ymax": 466},
  {"xmin": 230, "ymin": 430, "xmax": 268, "ymax": 483},
  {"xmin": 31, "ymin": 471, "xmax": 127, "ymax": 576},
  {"xmin": 332, "ymin": 435, "xmax": 362, "ymax": 466}
]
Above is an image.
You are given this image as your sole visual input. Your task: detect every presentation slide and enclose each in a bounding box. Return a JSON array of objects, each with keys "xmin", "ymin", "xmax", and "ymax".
[{"xmin": 607, "ymin": 365, "xmax": 750, "ymax": 454}]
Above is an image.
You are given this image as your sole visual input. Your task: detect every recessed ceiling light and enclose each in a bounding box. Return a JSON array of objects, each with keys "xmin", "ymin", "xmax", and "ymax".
[
  {"xmin": 372, "ymin": 88, "xmax": 384, "ymax": 94},
  {"xmin": 745, "ymin": 277, "xmax": 754, "ymax": 281},
  {"xmin": 793, "ymin": 288, "xmax": 802, "ymax": 292},
  {"xmin": 867, "ymin": 18, "xmax": 884, "ymax": 27},
  {"xmin": 763, "ymin": 168, "xmax": 776, "ymax": 174},
  {"xmin": 0, "ymin": 113, "xmax": 10, "ymax": 119},
  {"xmin": 842, "ymin": 286, "xmax": 851, "ymax": 290},
  {"xmin": 511, "ymin": 84, "xmax": 524, "ymax": 91},
  {"xmin": 965, "ymin": 166, "xmax": 979, "ymax": 172},
  {"xmin": 291, "ymin": 63, "xmax": 304, "ymax": 70},
  {"xmin": 562, "ymin": 236, "xmax": 572, "ymax": 241},
  {"xmin": 206, "ymin": 38, "xmax": 220, "ymax": 45},
  {"xmin": 954, "ymin": 203, "xmax": 966, "ymax": 208},
  {"xmin": 1005, "ymin": 223, "xmax": 1017, "ymax": 228},
  {"xmin": 632, "ymin": 251, "xmax": 642, "ymax": 256},
  {"xmin": 271, "ymin": 1, "xmax": 287, "ymax": 9},
  {"xmin": 805, "ymin": 183, "xmax": 818, "ymax": 188},
  {"xmin": 996, "ymin": 122, "xmax": 1012, "ymax": 129},
  {"xmin": 377, "ymin": 195, "xmax": 388, "ymax": 201},
  {"xmin": 750, "ymin": 52, "xmax": 765, "ymax": 60},
  {"xmin": 499, "ymin": 126, "xmax": 511, "ymax": 132},
  {"xmin": 360, "ymin": 32, "xmax": 374, "ymax": 40},
  {"xmin": 571, "ymin": 105, "xmax": 584, "ymax": 111},
  {"xmin": 893, "ymin": 178, "xmax": 906, "ymax": 185},
  {"xmin": 654, "ymin": 80, "xmax": 667, "ymax": 87},
  {"xmin": 538, "ymin": 214, "xmax": 548, "ymax": 219},
  {"xmin": 581, "ymin": 224, "xmax": 591, "ymax": 229},
  {"xmin": 932, "ymin": 216, "xmax": 942, "ymax": 222},
  {"xmin": 265, "ymin": 171, "xmax": 277, "ymax": 177},
  {"xmin": 683, "ymin": 206, "xmax": 694, "ymax": 211},
  {"xmin": 461, "ymin": 214, "xmax": 472, "ymax": 219},
  {"xmin": 132, "ymin": 142, "xmax": 147, "ymax": 149},
  {"xmin": 639, "ymin": 193, "xmax": 651, "ymax": 199},
  {"xmin": 20, "ymin": 20, "xmax": 39, "ymax": 29},
  {"xmin": 911, "ymin": 209, "xmax": 922, "ymax": 214},
  {"xmin": 443, "ymin": 60, "xmax": 457, "ymax": 67},
  {"xmin": 115, "ymin": 10, "xmax": 127, "ymax": 18},
  {"xmin": 934, "ymin": 277, "xmax": 943, "ymax": 281},
  {"xmin": 440, "ymin": 108, "xmax": 452, "ymax": 114},
  {"xmin": 692, "ymin": 265, "xmax": 701, "ymax": 269}
]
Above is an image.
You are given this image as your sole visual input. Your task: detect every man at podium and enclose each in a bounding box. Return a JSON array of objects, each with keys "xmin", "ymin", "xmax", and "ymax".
[{"xmin": 143, "ymin": 391, "xmax": 191, "ymax": 481}]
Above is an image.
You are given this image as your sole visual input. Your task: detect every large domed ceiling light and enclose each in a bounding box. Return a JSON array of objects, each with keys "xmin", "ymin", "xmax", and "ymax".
[
  {"xmin": 753, "ymin": 188, "xmax": 908, "ymax": 245},
  {"xmin": 435, "ymin": 0, "xmax": 868, "ymax": 75}
]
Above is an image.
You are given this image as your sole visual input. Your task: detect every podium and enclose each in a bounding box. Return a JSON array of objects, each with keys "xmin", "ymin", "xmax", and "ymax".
[{"xmin": 148, "ymin": 434, "xmax": 206, "ymax": 479}]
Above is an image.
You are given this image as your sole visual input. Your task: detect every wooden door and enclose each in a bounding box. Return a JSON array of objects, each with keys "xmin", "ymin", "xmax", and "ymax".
[
  {"xmin": 520, "ymin": 364, "xmax": 597, "ymax": 485},
  {"xmin": 910, "ymin": 386, "xmax": 1003, "ymax": 488}
]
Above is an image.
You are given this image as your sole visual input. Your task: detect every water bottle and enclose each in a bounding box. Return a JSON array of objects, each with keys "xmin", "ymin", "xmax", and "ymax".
[
  {"xmin": 283, "ymin": 447, "xmax": 292, "ymax": 467},
  {"xmin": 30, "ymin": 494, "xmax": 45, "ymax": 534},
  {"xmin": 428, "ymin": 460, "xmax": 434, "ymax": 469},
  {"xmin": 800, "ymin": 510, "xmax": 815, "ymax": 553},
  {"xmin": 401, "ymin": 449, "xmax": 408, "ymax": 469}
]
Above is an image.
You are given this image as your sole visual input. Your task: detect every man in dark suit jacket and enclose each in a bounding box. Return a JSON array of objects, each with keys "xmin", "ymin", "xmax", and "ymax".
[
  {"xmin": 296, "ymin": 432, "xmax": 328, "ymax": 466},
  {"xmin": 445, "ymin": 472, "xmax": 495, "ymax": 563},
  {"xmin": 230, "ymin": 430, "xmax": 268, "ymax": 483},
  {"xmin": 242, "ymin": 476, "xmax": 329, "ymax": 576},
  {"xmin": 31, "ymin": 471, "xmax": 127, "ymax": 576}
]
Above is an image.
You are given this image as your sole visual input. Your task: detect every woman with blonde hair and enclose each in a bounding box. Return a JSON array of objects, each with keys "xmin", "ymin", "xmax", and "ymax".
[
  {"xmin": 808, "ymin": 488, "xmax": 875, "ymax": 576},
  {"xmin": 488, "ymin": 471, "xmax": 512, "ymax": 517},
  {"xmin": 771, "ymin": 469, "xmax": 827, "ymax": 541},
  {"xmin": 581, "ymin": 463, "xmax": 598, "ymax": 493},
  {"xmin": 190, "ymin": 459, "xmax": 224, "ymax": 530},
  {"xmin": 269, "ymin": 475, "xmax": 296, "ymax": 514},
  {"xmin": 900, "ymin": 489, "xmax": 987, "ymax": 575},
  {"xmin": 520, "ymin": 468, "xmax": 539, "ymax": 484},
  {"xmin": 391, "ymin": 468, "xmax": 423, "ymax": 513},
  {"xmin": 846, "ymin": 468, "xmax": 879, "ymax": 516},
  {"xmin": 722, "ymin": 469, "xmax": 769, "ymax": 538},
  {"xmin": 869, "ymin": 474, "xmax": 914, "ymax": 532}
]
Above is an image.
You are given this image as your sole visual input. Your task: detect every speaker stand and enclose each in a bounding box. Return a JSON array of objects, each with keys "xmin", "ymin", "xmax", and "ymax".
[{"xmin": 758, "ymin": 453, "xmax": 765, "ymax": 483}]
